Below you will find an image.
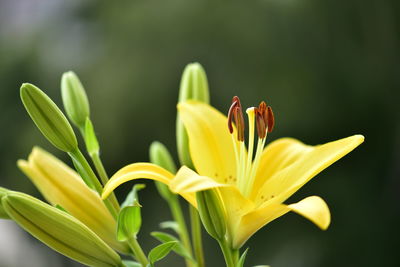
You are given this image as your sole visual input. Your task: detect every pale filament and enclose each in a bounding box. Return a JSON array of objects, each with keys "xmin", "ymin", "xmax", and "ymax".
[{"xmin": 231, "ymin": 107, "xmax": 268, "ymax": 197}]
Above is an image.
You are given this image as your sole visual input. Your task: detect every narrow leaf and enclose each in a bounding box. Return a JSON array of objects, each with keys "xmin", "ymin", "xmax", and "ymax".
[
  {"xmin": 84, "ymin": 118, "xmax": 99, "ymax": 156},
  {"xmin": 148, "ymin": 241, "xmax": 178, "ymax": 265},
  {"xmin": 238, "ymin": 248, "xmax": 249, "ymax": 267},
  {"xmin": 159, "ymin": 221, "xmax": 181, "ymax": 235},
  {"xmin": 151, "ymin": 231, "xmax": 193, "ymax": 260}
]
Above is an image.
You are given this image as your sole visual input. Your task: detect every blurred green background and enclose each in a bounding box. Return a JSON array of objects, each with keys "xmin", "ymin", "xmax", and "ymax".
[{"xmin": 0, "ymin": 0, "xmax": 399, "ymax": 266}]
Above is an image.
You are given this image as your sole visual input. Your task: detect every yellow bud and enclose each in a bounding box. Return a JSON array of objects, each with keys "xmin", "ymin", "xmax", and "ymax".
[
  {"xmin": 20, "ymin": 83, "xmax": 78, "ymax": 152},
  {"xmin": 2, "ymin": 191, "xmax": 122, "ymax": 267},
  {"xmin": 17, "ymin": 147, "xmax": 129, "ymax": 253}
]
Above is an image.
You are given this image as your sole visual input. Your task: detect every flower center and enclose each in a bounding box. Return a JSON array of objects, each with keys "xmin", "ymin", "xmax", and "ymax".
[{"xmin": 227, "ymin": 96, "xmax": 275, "ymax": 197}]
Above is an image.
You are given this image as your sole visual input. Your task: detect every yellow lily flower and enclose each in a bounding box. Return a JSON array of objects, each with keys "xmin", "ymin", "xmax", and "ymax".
[
  {"xmin": 18, "ymin": 147, "xmax": 129, "ymax": 253},
  {"xmin": 103, "ymin": 98, "xmax": 364, "ymax": 249}
]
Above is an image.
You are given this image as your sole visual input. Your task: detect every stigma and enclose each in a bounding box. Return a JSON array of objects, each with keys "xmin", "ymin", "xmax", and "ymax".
[{"xmin": 227, "ymin": 96, "xmax": 275, "ymax": 197}]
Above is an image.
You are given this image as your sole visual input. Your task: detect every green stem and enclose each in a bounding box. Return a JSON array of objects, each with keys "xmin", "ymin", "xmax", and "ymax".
[
  {"xmin": 169, "ymin": 195, "xmax": 195, "ymax": 267},
  {"xmin": 218, "ymin": 240, "xmax": 239, "ymax": 267},
  {"xmin": 190, "ymin": 205, "xmax": 205, "ymax": 267},
  {"xmin": 91, "ymin": 152, "xmax": 120, "ymax": 211},
  {"xmin": 127, "ymin": 237, "xmax": 149, "ymax": 267},
  {"xmin": 68, "ymin": 149, "xmax": 118, "ymax": 219}
]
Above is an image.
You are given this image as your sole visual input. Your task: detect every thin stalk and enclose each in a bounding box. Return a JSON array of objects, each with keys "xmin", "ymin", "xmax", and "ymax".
[
  {"xmin": 169, "ymin": 195, "xmax": 195, "ymax": 267},
  {"xmin": 91, "ymin": 152, "xmax": 120, "ymax": 211},
  {"xmin": 218, "ymin": 240, "xmax": 239, "ymax": 267},
  {"xmin": 127, "ymin": 237, "xmax": 149, "ymax": 267},
  {"xmin": 190, "ymin": 205, "xmax": 205, "ymax": 267},
  {"xmin": 68, "ymin": 149, "xmax": 118, "ymax": 219}
]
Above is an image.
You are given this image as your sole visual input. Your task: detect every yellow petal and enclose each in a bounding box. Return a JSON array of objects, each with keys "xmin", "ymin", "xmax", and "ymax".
[
  {"xmin": 232, "ymin": 203, "xmax": 289, "ymax": 248},
  {"xmin": 102, "ymin": 163, "xmax": 174, "ymax": 199},
  {"xmin": 178, "ymin": 101, "xmax": 237, "ymax": 183},
  {"xmin": 217, "ymin": 187, "xmax": 254, "ymax": 243},
  {"xmin": 254, "ymin": 135, "xmax": 364, "ymax": 206},
  {"xmin": 250, "ymin": 138, "xmax": 311, "ymax": 200},
  {"xmin": 288, "ymin": 196, "xmax": 330, "ymax": 230},
  {"xmin": 233, "ymin": 196, "xmax": 330, "ymax": 248},
  {"xmin": 103, "ymin": 163, "xmax": 198, "ymax": 207},
  {"xmin": 170, "ymin": 166, "xmax": 229, "ymax": 193}
]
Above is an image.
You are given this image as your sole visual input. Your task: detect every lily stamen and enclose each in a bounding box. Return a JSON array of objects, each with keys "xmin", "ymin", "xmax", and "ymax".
[
  {"xmin": 228, "ymin": 96, "xmax": 247, "ymax": 186},
  {"xmin": 227, "ymin": 97, "xmax": 275, "ymax": 197}
]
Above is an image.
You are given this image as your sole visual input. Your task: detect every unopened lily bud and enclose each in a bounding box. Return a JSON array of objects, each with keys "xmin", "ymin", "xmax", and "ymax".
[
  {"xmin": 177, "ymin": 63, "xmax": 210, "ymax": 168},
  {"xmin": 196, "ymin": 189, "xmax": 226, "ymax": 241},
  {"xmin": 17, "ymin": 147, "xmax": 129, "ymax": 253},
  {"xmin": 2, "ymin": 191, "xmax": 122, "ymax": 267},
  {"xmin": 20, "ymin": 83, "xmax": 78, "ymax": 153},
  {"xmin": 0, "ymin": 187, "xmax": 10, "ymax": 219},
  {"xmin": 149, "ymin": 141, "xmax": 177, "ymax": 200},
  {"xmin": 61, "ymin": 71, "xmax": 90, "ymax": 130}
]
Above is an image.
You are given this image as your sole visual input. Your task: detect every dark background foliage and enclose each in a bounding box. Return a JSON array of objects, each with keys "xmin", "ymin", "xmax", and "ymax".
[{"xmin": 0, "ymin": 0, "xmax": 399, "ymax": 266}]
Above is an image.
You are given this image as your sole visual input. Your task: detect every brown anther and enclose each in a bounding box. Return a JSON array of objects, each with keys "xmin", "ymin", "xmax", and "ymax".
[
  {"xmin": 233, "ymin": 106, "xmax": 245, "ymax": 141},
  {"xmin": 266, "ymin": 106, "xmax": 275, "ymax": 132},
  {"xmin": 255, "ymin": 101, "xmax": 268, "ymax": 139},
  {"xmin": 227, "ymin": 96, "xmax": 245, "ymax": 141},
  {"xmin": 255, "ymin": 107, "xmax": 266, "ymax": 139},
  {"xmin": 227, "ymin": 101, "xmax": 238, "ymax": 134}
]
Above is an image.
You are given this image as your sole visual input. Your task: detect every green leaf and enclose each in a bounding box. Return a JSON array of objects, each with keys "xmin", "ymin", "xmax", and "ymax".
[
  {"xmin": 121, "ymin": 184, "xmax": 145, "ymax": 209},
  {"xmin": 117, "ymin": 184, "xmax": 145, "ymax": 241},
  {"xmin": 148, "ymin": 241, "xmax": 178, "ymax": 265},
  {"xmin": 238, "ymin": 248, "xmax": 249, "ymax": 267},
  {"xmin": 159, "ymin": 221, "xmax": 181, "ymax": 235},
  {"xmin": 151, "ymin": 231, "xmax": 193, "ymax": 260},
  {"xmin": 84, "ymin": 118, "xmax": 99, "ymax": 156},
  {"xmin": 122, "ymin": 260, "xmax": 142, "ymax": 267}
]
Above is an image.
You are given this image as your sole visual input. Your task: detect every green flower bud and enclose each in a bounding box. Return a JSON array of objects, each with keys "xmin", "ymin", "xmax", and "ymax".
[
  {"xmin": 176, "ymin": 63, "xmax": 210, "ymax": 168},
  {"xmin": 20, "ymin": 83, "xmax": 78, "ymax": 152},
  {"xmin": 149, "ymin": 141, "xmax": 177, "ymax": 200},
  {"xmin": 0, "ymin": 187, "xmax": 10, "ymax": 219},
  {"xmin": 61, "ymin": 71, "xmax": 90, "ymax": 130},
  {"xmin": 2, "ymin": 191, "xmax": 122, "ymax": 267},
  {"xmin": 196, "ymin": 189, "xmax": 226, "ymax": 241}
]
